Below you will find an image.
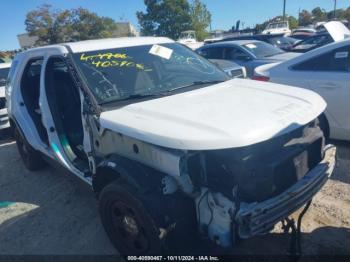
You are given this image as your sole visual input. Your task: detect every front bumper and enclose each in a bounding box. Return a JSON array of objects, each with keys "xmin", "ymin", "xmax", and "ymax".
[{"xmin": 235, "ymin": 145, "xmax": 336, "ymax": 238}]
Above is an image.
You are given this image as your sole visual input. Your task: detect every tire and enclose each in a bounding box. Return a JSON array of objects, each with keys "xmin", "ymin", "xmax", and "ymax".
[
  {"xmin": 318, "ymin": 114, "xmax": 330, "ymax": 142},
  {"xmin": 99, "ymin": 181, "xmax": 162, "ymax": 255},
  {"xmin": 14, "ymin": 127, "xmax": 45, "ymax": 171}
]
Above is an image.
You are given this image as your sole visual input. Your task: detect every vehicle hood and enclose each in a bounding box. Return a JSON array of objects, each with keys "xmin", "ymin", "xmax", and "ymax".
[
  {"xmin": 324, "ymin": 21, "xmax": 350, "ymax": 42},
  {"xmin": 292, "ymin": 43, "xmax": 316, "ymax": 51},
  {"xmin": 261, "ymin": 52, "xmax": 301, "ymax": 61},
  {"xmin": 100, "ymin": 79, "xmax": 326, "ymax": 150},
  {"xmin": 209, "ymin": 59, "xmax": 242, "ymax": 70}
]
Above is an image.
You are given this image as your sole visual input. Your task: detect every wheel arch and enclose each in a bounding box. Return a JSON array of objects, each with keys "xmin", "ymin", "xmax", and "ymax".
[{"xmin": 92, "ymin": 154, "xmax": 164, "ymax": 198}]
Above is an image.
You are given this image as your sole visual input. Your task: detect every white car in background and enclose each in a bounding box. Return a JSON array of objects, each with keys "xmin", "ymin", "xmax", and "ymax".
[
  {"xmin": 254, "ymin": 38, "xmax": 350, "ymax": 141},
  {"xmin": 0, "ymin": 62, "xmax": 11, "ymax": 132},
  {"xmin": 177, "ymin": 30, "xmax": 204, "ymax": 50},
  {"xmin": 262, "ymin": 21, "xmax": 291, "ymax": 35}
]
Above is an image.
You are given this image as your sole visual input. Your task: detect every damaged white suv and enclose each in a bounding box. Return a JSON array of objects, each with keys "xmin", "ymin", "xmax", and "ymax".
[{"xmin": 7, "ymin": 37, "xmax": 336, "ymax": 255}]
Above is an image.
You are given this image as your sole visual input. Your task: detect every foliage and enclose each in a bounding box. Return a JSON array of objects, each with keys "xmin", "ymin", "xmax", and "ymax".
[
  {"xmin": 311, "ymin": 7, "xmax": 327, "ymax": 22},
  {"xmin": 299, "ymin": 10, "xmax": 313, "ymax": 26},
  {"xmin": 25, "ymin": 4, "xmax": 118, "ymax": 46},
  {"xmin": 287, "ymin": 16, "xmax": 298, "ymax": 29},
  {"xmin": 137, "ymin": 0, "xmax": 211, "ymax": 40},
  {"xmin": 137, "ymin": 0, "xmax": 192, "ymax": 40},
  {"xmin": 300, "ymin": 6, "xmax": 350, "ymax": 26},
  {"xmin": 190, "ymin": 0, "xmax": 211, "ymax": 41},
  {"xmin": 255, "ymin": 15, "xmax": 298, "ymax": 32}
]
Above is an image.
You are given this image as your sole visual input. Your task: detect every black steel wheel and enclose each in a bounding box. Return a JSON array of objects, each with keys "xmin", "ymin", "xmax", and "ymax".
[{"xmin": 99, "ymin": 181, "xmax": 162, "ymax": 255}]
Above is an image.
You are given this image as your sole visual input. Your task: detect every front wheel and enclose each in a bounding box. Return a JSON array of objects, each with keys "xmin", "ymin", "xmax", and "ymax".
[{"xmin": 99, "ymin": 181, "xmax": 162, "ymax": 255}]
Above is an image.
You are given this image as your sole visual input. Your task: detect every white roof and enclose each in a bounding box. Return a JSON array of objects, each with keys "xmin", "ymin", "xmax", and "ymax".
[
  {"xmin": 23, "ymin": 37, "xmax": 175, "ymax": 54},
  {"xmin": 67, "ymin": 37, "xmax": 174, "ymax": 53},
  {"xmin": 323, "ymin": 21, "xmax": 350, "ymax": 42},
  {"xmin": 286, "ymin": 37, "xmax": 350, "ymax": 66}
]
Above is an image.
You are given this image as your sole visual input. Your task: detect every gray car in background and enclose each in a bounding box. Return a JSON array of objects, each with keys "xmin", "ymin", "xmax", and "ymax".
[
  {"xmin": 196, "ymin": 40, "xmax": 300, "ymax": 77},
  {"xmin": 209, "ymin": 59, "xmax": 246, "ymax": 78}
]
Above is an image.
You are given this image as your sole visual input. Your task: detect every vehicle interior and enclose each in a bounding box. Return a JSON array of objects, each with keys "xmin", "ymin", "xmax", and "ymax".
[
  {"xmin": 20, "ymin": 58, "xmax": 49, "ymax": 144},
  {"xmin": 45, "ymin": 57, "xmax": 88, "ymax": 168}
]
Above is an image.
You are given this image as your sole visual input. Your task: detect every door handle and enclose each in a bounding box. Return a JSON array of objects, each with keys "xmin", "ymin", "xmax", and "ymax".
[{"xmin": 319, "ymin": 83, "xmax": 339, "ymax": 90}]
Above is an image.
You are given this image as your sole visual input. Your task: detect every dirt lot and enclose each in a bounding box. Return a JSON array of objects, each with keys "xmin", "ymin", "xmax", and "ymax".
[{"xmin": 0, "ymin": 133, "xmax": 349, "ymax": 255}]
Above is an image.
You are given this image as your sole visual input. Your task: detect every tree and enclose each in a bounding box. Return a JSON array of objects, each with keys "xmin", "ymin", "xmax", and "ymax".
[
  {"xmin": 25, "ymin": 4, "xmax": 73, "ymax": 45},
  {"xmin": 137, "ymin": 0, "xmax": 192, "ymax": 39},
  {"xmin": 69, "ymin": 8, "xmax": 117, "ymax": 41},
  {"xmin": 190, "ymin": 0, "xmax": 211, "ymax": 41},
  {"xmin": 344, "ymin": 7, "xmax": 350, "ymax": 20},
  {"xmin": 299, "ymin": 10, "xmax": 313, "ymax": 26},
  {"xmin": 255, "ymin": 15, "xmax": 298, "ymax": 32},
  {"xmin": 288, "ymin": 16, "xmax": 298, "ymax": 30},
  {"xmin": 25, "ymin": 4, "xmax": 118, "ymax": 46},
  {"xmin": 311, "ymin": 7, "xmax": 327, "ymax": 22}
]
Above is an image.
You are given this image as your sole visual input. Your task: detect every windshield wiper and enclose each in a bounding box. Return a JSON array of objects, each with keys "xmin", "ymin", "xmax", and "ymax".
[
  {"xmin": 164, "ymin": 80, "xmax": 226, "ymax": 93},
  {"xmin": 101, "ymin": 80, "xmax": 226, "ymax": 105},
  {"xmin": 100, "ymin": 93, "xmax": 163, "ymax": 105}
]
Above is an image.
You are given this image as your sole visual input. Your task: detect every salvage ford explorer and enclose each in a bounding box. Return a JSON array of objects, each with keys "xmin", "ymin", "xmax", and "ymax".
[{"xmin": 6, "ymin": 37, "xmax": 336, "ymax": 255}]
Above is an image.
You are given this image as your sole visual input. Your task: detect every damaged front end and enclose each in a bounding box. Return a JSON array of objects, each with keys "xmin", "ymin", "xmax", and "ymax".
[
  {"xmin": 181, "ymin": 119, "xmax": 335, "ymax": 248},
  {"xmin": 93, "ymin": 117, "xmax": 336, "ymax": 250}
]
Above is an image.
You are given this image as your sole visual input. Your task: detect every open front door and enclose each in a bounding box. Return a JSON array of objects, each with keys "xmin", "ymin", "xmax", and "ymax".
[{"xmin": 40, "ymin": 55, "xmax": 93, "ymax": 184}]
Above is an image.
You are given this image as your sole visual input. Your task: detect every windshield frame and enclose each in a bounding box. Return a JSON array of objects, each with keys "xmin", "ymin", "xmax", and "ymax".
[{"xmin": 71, "ymin": 42, "xmax": 229, "ymax": 108}]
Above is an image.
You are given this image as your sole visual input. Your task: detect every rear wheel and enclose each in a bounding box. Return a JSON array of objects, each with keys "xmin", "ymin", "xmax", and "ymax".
[
  {"xmin": 14, "ymin": 127, "xmax": 45, "ymax": 171},
  {"xmin": 99, "ymin": 181, "xmax": 162, "ymax": 255}
]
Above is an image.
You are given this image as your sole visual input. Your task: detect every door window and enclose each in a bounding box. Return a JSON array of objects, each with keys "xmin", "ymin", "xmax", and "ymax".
[
  {"xmin": 197, "ymin": 47, "xmax": 223, "ymax": 59},
  {"xmin": 21, "ymin": 57, "xmax": 48, "ymax": 144},
  {"xmin": 293, "ymin": 45, "xmax": 350, "ymax": 72},
  {"xmin": 0, "ymin": 67, "xmax": 10, "ymax": 86},
  {"xmin": 224, "ymin": 47, "xmax": 250, "ymax": 61}
]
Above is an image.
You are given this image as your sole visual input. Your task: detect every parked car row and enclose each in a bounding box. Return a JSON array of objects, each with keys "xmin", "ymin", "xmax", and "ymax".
[
  {"xmin": 197, "ymin": 40, "xmax": 299, "ymax": 77},
  {"xmin": 194, "ymin": 21, "xmax": 350, "ymax": 144},
  {"xmin": 254, "ymin": 37, "xmax": 350, "ymax": 141},
  {"xmin": 2, "ymin": 35, "xmax": 336, "ymax": 255}
]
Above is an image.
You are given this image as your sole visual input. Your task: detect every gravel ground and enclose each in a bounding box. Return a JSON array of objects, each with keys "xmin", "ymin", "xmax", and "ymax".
[{"xmin": 0, "ymin": 133, "xmax": 349, "ymax": 255}]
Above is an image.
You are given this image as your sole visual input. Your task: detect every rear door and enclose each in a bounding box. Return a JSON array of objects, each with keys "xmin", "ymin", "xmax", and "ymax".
[
  {"xmin": 292, "ymin": 44, "xmax": 350, "ymax": 139},
  {"xmin": 223, "ymin": 46, "xmax": 254, "ymax": 76},
  {"xmin": 197, "ymin": 46, "xmax": 224, "ymax": 60}
]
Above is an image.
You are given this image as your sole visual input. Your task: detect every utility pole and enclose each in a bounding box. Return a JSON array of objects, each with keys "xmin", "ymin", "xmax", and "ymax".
[
  {"xmin": 333, "ymin": 0, "xmax": 337, "ymax": 19},
  {"xmin": 283, "ymin": 0, "xmax": 286, "ymax": 21}
]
